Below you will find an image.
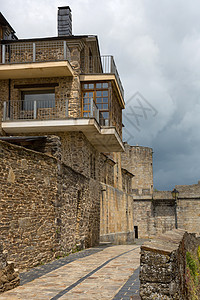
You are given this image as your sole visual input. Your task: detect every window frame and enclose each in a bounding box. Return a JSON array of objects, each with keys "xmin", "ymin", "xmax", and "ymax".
[
  {"xmin": 81, "ymin": 81, "xmax": 110, "ymax": 123},
  {"xmin": 21, "ymin": 88, "xmax": 55, "ymax": 111}
]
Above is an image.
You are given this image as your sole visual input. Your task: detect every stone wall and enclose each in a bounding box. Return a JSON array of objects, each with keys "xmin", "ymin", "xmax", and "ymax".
[
  {"xmin": 0, "ymin": 243, "xmax": 20, "ymax": 293},
  {"xmin": 100, "ymin": 183, "xmax": 134, "ymax": 244},
  {"xmin": 121, "ymin": 144, "xmax": 153, "ymax": 195},
  {"xmin": 133, "ymin": 186, "xmax": 200, "ymax": 238},
  {"xmin": 5, "ymin": 131, "xmax": 101, "ymax": 182},
  {"xmin": 58, "ymin": 131, "xmax": 100, "ymax": 179},
  {"xmin": 0, "ymin": 139, "xmax": 100, "ymax": 271},
  {"xmin": 140, "ymin": 229, "xmax": 200, "ymax": 299},
  {"xmin": 133, "ymin": 196, "xmax": 175, "ymax": 239},
  {"xmin": 57, "ymin": 164, "xmax": 100, "ymax": 251},
  {"xmin": 175, "ymin": 183, "xmax": 200, "ymax": 236}
]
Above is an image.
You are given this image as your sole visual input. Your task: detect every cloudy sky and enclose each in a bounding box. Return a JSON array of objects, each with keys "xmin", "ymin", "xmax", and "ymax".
[{"xmin": 1, "ymin": 0, "xmax": 200, "ymax": 191}]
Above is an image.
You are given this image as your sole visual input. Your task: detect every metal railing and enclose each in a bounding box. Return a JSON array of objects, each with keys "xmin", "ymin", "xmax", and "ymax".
[
  {"xmin": 2, "ymin": 99, "xmax": 106, "ymax": 125},
  {"xmin": 0, "ymin": 40, "xmax": 71, "ymax": 64},
  {"xmin": 86, "ymin": 98, "xmax": 100, "ymax": 123},
  {"xmin": 0, "ymin": 41, "xmax": 123, "ymax": 97},
  {"xmin": 3, "ymin": 99, "xmax": 69, "ymax": 121},
  {"xmin": 81, "ymin": 55, "xmax": 124, "ymax": 98}
]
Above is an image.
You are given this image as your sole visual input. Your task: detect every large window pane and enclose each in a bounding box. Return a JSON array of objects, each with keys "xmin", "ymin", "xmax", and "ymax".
[
  {"xmin": 96, "ymin": 83, "xmax": 102, "ymax": 89},
  {"xmin": 22, "ymin": 90, "xmax": 55, "ymax": 110},
  {"xmin": 102, "ymin": 83, "xmax": 108, "ymax": 88},
  {"xmin": 103, "ymin": 104, "xmax": 108, "ymax": 109},
  {"xmin": 96, "ymin": 91, "xmax": 101, "ymax": 96},
  {"xmin": 82, "ymin": 82, "xmax": 109, "ymax": 122}
]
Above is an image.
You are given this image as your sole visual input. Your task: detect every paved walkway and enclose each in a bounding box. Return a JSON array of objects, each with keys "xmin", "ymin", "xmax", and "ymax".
[{"xmin": 0, "ymin": 244, "xmax": 141, "ymax": 300}]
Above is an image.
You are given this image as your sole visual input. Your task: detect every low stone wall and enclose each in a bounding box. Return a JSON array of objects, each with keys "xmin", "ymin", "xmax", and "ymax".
[
  {"xmin": 140, "ymin": 229, "xmax": 200, "ymax": 299},
  {"xmin": 0, "ymin": 243, "xmax": 19, "ymax": 293},
  {"xmin": 100, "ymin": 183, "xmax": 134, "ymax": 244}
]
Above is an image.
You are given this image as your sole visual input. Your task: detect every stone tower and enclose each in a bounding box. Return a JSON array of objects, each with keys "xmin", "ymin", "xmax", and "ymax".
[{"xmin": 121, "ymin": 143, "xmax": 153, "ymax": 195}]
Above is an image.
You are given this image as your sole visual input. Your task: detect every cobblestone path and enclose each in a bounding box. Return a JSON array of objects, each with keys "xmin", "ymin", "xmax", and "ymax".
[{"xmin": 0, "ymin": 245, "xmax": 141, "ymax": 300}]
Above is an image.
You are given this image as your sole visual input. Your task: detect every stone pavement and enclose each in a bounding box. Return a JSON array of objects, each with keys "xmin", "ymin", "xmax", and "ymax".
[{"xmin": 0, "ymin": 244, "xmax": 141, "ymax": 300}]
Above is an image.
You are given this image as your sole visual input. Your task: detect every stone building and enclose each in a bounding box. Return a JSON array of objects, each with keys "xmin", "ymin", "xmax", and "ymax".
[
  {"xmin": 0, "ymin": 7, "xmax": 199, "ymax": 275},
  {"xmin": 121, "ymin": 143, "xmax": 153, "ymax": 195},
  {"xmin": 0, "ymin": 7, "xmax": 135, "ymax": 271}
]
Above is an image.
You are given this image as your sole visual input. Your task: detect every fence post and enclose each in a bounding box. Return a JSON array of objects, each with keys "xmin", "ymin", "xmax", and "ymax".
[
  {"xmin": 33, "ymin": 43, "xmax": 36, "ymax": 62},
  {"xmin": 33, "ymin": 101, "xmax": 37, "ymax": 119},
  {"xmin": 65, "ymin": 99, "xmax": 68, "ymax": 117},
  {"xmin": 63, "ymin": 41, "xmax": 67, "ymax": 60},
  {"xmin": 90, "ymin": 99, "xmax": 93, "ymax": 117},
  {"xmin": 3, "ymin": 101, "xmax": 7, "ymax": 121},
  {"xmin": 2, "ymin": 45, "xmax": 5, "ymax": 64},
  {"xmin": 110, "ymin": 56, "xmax": 115, "ymax": 73},
  {"xmin": 96, "ymin": 108, "xmax": 99, "ymax": 123}
]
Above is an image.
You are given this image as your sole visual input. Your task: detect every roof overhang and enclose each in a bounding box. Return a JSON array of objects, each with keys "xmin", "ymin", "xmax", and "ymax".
[
  {"xmin": 0, "ymin": 60, "xmax": 74, "ymax": 79},
  {"xmin": 2, "ymin": 118, "xmax": 124, "ymax": 152},
  {"xmin": 80, "ymin": 74, "xmax": 125, "ymax": 109}
]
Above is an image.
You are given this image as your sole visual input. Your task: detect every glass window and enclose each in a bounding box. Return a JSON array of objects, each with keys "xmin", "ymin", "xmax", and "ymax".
[
  {"xmin": 96, "ymin": 103, "xmax": 101, "ymax": 109},
  {"xmin": 101, "ymin": 111, "xmax": 109, "ymax": 119},
  {"xmin": 96, "ymin": 83, "xmax": 102, "ymax": 89},
  {"xmin": 22, "ymin": 90, "xmax": 55, "ymax": 110},
  {"xmin": 103, "ymin": 91, "xmax": 108, "ymax": 97},
  {"xmin": 103, "ymin": 103, "xmax": 108, "ymax": 109},
  {"xmin": 82, "ymin": 82, "xmax": 109, "ymax": 123},
  {"xmin": 83, "ymin": 99, "xmax": 89, "ymax": 104},
  {"xmin": 83, "ymin": 104, "xmax": 89, "ymax": 110},
  {"xmin": 102, "ymin": 83, "xmax": 108, "ymax": 88},
  {"xmin": 89, "ymin": 92, "xmax": 93, "ymax": 97},
  {"xmin": 83, "ymin": 92, "xmax": 89, "ymax": 97}
]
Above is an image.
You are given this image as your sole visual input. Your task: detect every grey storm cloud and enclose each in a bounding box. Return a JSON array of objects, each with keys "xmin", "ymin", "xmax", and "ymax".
[{"xmin": 1, "ymin": 0, "xmax": 200, "ymax": 190}]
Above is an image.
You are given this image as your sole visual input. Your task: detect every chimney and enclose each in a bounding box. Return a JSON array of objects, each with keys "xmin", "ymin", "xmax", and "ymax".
[{"xmin": 58, "ymin": 6, "xmax": 72, "ymax": 36}]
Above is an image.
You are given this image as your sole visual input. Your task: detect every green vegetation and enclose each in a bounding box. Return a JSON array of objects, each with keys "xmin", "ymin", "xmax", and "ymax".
[
  {"xmin": 186, "ymin": 249, "xmax": 200, "ymax": 300},
  {"xmin": 197, "ymin": 246, "xmax": 200, "ymax": 262},
  {"xmin": 186, "ymin": 252, "xmax": 198, "ymax": 279}
]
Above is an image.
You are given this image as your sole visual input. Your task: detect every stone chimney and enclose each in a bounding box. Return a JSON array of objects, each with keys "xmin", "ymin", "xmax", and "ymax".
[{"xmin": 58, "ymin": 6, "xmax": 72, "ymax": 36}]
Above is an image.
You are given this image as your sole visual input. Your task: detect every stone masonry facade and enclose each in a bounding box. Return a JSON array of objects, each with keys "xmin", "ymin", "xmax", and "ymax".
[
  {"xmin": 100, "ymin": 183, "xmax": 134, "ymax": 244},
  {"xmin": 0, "ymin": 139, "xmax": 100, "ymax": 271},
  {"xmin": 0, "ymin": 242, "xmax": 20, "ymax": 293},
  {"xmin": 121, "ymin": 143, "xmax": 153, "ymax": 196},
  {"xmin": 0, "ymin": 8, "xmax": 200, "ymax": 286},
  {"xmin": 133, "ymin": 186, "xmax": 200, "ymax": 239}
]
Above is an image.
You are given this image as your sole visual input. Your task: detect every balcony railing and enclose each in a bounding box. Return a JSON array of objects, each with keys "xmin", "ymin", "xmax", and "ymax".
[
  {"xmin": 0, "ymin": 40, "xmax": 71, "ymax": 64},
  {"xmin": 0, "ymin": 41, "xmax": 123, "ymax": 98},
  {"xmin": 2, "ymin": 99, "xmax": 109, "ymax": 126},
  {"xmin": 81, "ymin": 55, "xmax": 124, "ymax": 98}
]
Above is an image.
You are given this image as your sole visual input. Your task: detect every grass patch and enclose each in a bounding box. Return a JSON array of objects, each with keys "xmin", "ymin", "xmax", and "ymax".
[{"xmin": 186, "ymin": 250, "xmax": 200, "ymax": 299}]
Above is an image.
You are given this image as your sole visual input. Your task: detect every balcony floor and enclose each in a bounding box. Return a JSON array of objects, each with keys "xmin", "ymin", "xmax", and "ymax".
[
  {"xmin": 0, "ymin": 60, "xmax": 74, "ymax": 79},
  {"xmin": 2, "ymin": 118, "xmax": 124, "ymax": 152}
]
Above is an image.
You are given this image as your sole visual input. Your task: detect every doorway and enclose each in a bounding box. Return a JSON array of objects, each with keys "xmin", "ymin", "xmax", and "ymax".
[{"xmin": 134, "ymin": 226, "xmax": 138, "ymax": 239}]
